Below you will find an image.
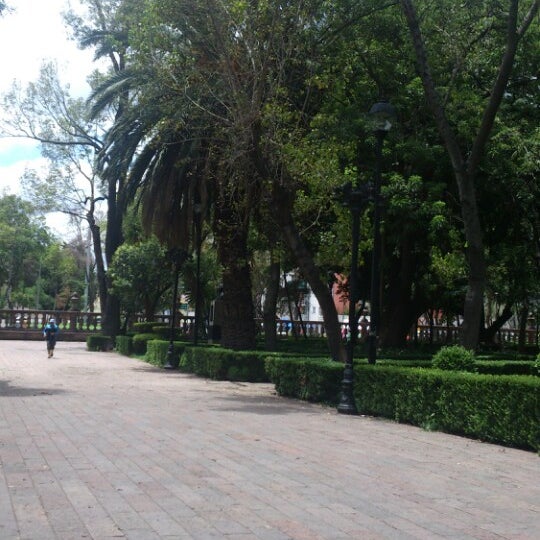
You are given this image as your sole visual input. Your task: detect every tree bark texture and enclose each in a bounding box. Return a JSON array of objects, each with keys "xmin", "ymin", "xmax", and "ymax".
[
  {"xmin": 382, "ymin": 236, "xmax": 421, "ymax": 348},
  {"xmin": 263, "ymin": 258, "xmax": 281, "ymax": 351},
  {"xmin": 100, "ymin": 178, "xmax": 123, "ymax": 338},
  {"xmin": 214, "ymin": 194, "xmax": 257, "ymax": 351}
]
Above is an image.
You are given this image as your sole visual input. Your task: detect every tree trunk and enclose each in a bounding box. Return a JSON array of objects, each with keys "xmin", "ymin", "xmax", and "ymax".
[
  {"xmin": 481, "ymin": 304, "xmax": 513, "ymax": 344},
  {"xmin": 517, "ymin": 302, "xmax": 529, "ymax": 353},
  {"xmin": 215, "ymin": 194, "xmax": 257, "ymax": 351},
  {"xmin": 381, "ymin": 235, "xmax": 419, "ymax": 348},
  {"xmin": 400, "ymin": 0, "xmax": 539, "ymax": 349},
  {"xmin": 456, "ymin": 171, "xmax": 486, "ymax": 350},
  {"xmin": 87, "ymin": 211, "xmax": 107, "ymax": 315},
  {"xmin": 101, "ymin": 179, "xmax": 124, "ymax": 338},
  {"xmin": 263, "ymin": 257, "xmax": 280, "ymax": 351},
  {"xmin": 273, "ymin": 183, "xmax": 346, "ymax": 362}
]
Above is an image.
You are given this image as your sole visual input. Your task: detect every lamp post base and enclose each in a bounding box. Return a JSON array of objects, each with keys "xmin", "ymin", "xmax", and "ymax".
[
  {"xmin": 367, "ymin": 333, "xmax": 377, "ymax": 365},
  {"xmin": 163, "ymin": 342, "xmax": 178, "ymax": 370},
  {"xmin": 337, "ymin": 364, "xmax": 358, "ymax": 415}
]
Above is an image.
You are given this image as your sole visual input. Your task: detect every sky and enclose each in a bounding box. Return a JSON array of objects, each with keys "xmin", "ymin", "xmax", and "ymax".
[{"xmin": 0, "ymin": 0, "xmax": 95, "ymax": 236}]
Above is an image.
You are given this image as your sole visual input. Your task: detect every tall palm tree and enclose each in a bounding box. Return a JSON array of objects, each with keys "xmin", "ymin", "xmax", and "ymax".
[{"xmin": 89, "ymin": 58, "xmax": 259, "ymax": 349}]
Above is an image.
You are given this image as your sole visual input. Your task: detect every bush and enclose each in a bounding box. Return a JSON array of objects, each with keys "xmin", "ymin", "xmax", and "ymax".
[
  {"xmin": 132, "ymin": 321, "xmax": 168, "ymax": 334},
  {"xmin": 132, "ymin": 333, "xmax": 158, "ymax": 355},
  {"xmin": 432, "ymin": 345, "xmax": 476, "ymax": 372},
  {"xmin": 475, "ymin": 360, "xmax": 538, "ymax": 377},
  {"xmin": 264, "ymin": 356, "xmax": 343, "ymax": 404},
  {"xmin": 180, "ymin": 346, "xmax": 270, "ymax": 382},
  {"xmin": 87, "ymin": 334, "xmax": 114, "ymax": 352},
  {"xmin": 115, "ymin": 335, "xmax": 133, "ymax": 356},
  {"xmin": 146, "ymin": 340, "xmax": 187, "ymax": 367},
  {"xmin": 150, "ymin": 326, "xmax": 188, "ymax": 340},
  {"xmin": 354, "ymin": 365, "xmax": 539, "ymax": 451}
]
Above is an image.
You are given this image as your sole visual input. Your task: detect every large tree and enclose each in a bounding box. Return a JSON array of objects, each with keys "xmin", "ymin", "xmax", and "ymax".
[
  {"xmin": 0, "ymin": 195, "xmax": 68, "ymax": 309},
  {"xmin": 86, "ymin": 0, "xmax": 346, "ymax": 353},
  {"xmin": 399, "ymin": 0, "xmax": 539, "ymax": 349},
  {"xmin": 1, "ymin": 62, "xmax": 106, "ymax": 310},
  {"xmin": 108, "ymin": 236, "xmax": 171, "ymax": 323}
]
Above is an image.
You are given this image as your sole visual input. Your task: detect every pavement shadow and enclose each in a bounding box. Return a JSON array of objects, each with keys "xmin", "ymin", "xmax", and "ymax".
[
  {"xmin": 212, "ymin": 394, "xmax": 324, "ymax": 416},
  {"xmin": 0, "ymin": 379, "xmax": 67, "ymax": 397}
]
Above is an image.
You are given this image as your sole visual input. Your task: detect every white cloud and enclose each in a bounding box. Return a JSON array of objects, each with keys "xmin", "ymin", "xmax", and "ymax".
[{"xmin": 0, "ymin": 0, "xmax": 94, "ymax": 97}]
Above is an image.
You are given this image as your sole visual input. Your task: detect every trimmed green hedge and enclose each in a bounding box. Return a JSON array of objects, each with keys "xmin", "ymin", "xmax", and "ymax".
[
  {"xmin": 132, "ymin": 321, "xmax": 168, "ymax": 333},
  {"xmin": 146, "ymin": 340, "xmax": 187, "ymax": 367},
  {"xmin": 86, "ymin": 334, "xmax": 114, "ymax": 351},
  {"xmin": 180, "ymin": 346, "xmax": 270, "ymax": 382},
  {"xmin": 264, "ymin": 356, "xmax": 343, "ymax": 404},
  {"xmin": 115, "ymin": 335, "xmax": 133, "ymax": 356},
  {"xmin": 132, "ymin": 333, "xmax": 158, "ymax": 355},
  {"xmin": 475, "ymin": 361, "xmax": 538, "ymax": 376},
  {"xmin": 150, "ymin": 326, "xmax": 188, "ymax": 340},
  {"xmin": 354, "ymin": 365, "xmax": 539, "ymax": 451}
]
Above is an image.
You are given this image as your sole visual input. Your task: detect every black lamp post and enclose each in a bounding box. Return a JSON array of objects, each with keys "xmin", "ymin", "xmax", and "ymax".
[
  {"xmin": 367, "ymin": 99, "xmax": 396, "ymax": 365},
  {"xmin": 337, "ymin": 181, "xmax": 371, "ymax": 415},
  {"xmin": 164, "ymin": 248, "xmax": 187, "ymax": 370},
  {"xmin": 193, "ymin": 203, "xmax": 202, "ymax": 346}
]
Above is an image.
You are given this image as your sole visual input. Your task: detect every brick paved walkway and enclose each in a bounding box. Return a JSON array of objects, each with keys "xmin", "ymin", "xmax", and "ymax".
[{"xmin": 0, "ymin": 341, "xmax": 538, "ymax": 539}]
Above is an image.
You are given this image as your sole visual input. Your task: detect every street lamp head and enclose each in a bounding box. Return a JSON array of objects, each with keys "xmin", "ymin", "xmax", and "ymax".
[{"xmin": 369, "ymin": 100, "xmax": 396, "ymax": 134}]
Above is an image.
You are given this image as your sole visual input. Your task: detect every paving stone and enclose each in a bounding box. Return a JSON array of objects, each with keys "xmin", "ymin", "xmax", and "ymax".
[{"xmin": 0, "ymin": 341, "xmax": 538, "ymax": 539}]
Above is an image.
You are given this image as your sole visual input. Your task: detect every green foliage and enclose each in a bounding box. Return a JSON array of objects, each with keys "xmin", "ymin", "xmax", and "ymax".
[
  {"xmin": 264, "ymin": 356, "xmax": 343, "ymax": 404},
  {"xmin": 132, "ymin": 333, "xmax": 158, "ymax": 355},
  {"xmin": 86, "ymin": 334, "xmax": 114, "ymax": 352},
  {"xmin": 432, "ymin": 345, "xmax": 476, "ymax": 372},
  {"xmin": 145, "ymin": 340, "xmax": 187, "ymax": 367},
  {"xmin": 179, "ymin": 347, "xmax": 269, "ymax": 382},
  {"xmin": 475, "ymin": 361, "xmax": 538, "ymax": 377},
  {"xmin": 150, "ymin": 326, "xmax": 188, "ymax": 340},
  {"xmin": 132, "ymin": 321, "xmax": 168, "ymax": 333},
  {"xmin": 115, "ymin": 335, "xmax": 133, "ymax": 356},
  {"xmin": 354, "ymin": 365, "xmax": 539, "ymax": 451},
  {"xmin": 109, "ymin": 237, "xmax": 172, "ymax": 319}
]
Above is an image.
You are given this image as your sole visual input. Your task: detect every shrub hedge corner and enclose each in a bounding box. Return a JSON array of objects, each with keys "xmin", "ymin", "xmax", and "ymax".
[
  {"xmin": 132, "ymin": 321, "xmax": 168, "ymax": 334},
  {"xmin": 132, "ymin": 333, "xmax": 159, "ymax": 355},
  {"xmin": 115, "ymin": 335, "xmax": 133, "ymax": 356},
  {"xmin": 180, "ymin": 346, "xmax": 270, "ymax": 382},
  {"xmin": 264, "ymin": 356, "xmax": 343, "ymax": 404},
  {"xmin": 86, "ymin": 334, "xmax": 114, "ymax": 352},
  {"xmin": 146, "ymin": 339, "xmax": 187, "ymax": 367}
]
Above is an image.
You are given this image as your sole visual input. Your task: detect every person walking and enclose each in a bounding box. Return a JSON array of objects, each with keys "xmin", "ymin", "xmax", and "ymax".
[{"xmin": 43, "ymin": 317, "xmax": 59, "ymax": 358}]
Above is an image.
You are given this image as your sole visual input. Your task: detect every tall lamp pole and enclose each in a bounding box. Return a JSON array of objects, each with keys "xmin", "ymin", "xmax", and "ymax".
[
  {"xmin": 367, "ymin": 99, "xmax": 396, "ymax": 365},
  {"xmin": 164, "ymin": 248, "xmax": 187, "ymax": 370},
  {"xmin": 193, "ymin": 204, "xmax": 202, "ymax": 346},
  {"xmin": 337, "ymin": 182, "xmax": 370, "ymax": 415}
]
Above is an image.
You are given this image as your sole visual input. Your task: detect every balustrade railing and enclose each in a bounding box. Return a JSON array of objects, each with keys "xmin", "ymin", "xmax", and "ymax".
[
  {"xmin": 0, "ymin": 309, "xmax": 101, "ymax": 333},
  {"xmin": 0, "ymin": 309, "xmax": 536, "ymax": 346}
]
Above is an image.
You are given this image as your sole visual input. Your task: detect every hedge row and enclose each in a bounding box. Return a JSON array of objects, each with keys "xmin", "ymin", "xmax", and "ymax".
[
  {"xmin": 145, "ymin": 340, "xmax": 188, "ymax": 367},
  {"xmin": 115, "ymin": 335, "xmax": 133, "ymax": 356},
  {"xmin": 110, "ymin": 336, "xmax": 539, "ymax": 451},
  {"xmin": 86, "ymin": 334, "xmax": 114, "ymax": 351},
  {"xmin": 264, "ymin": 356, "xmax": 343, "ymax": 404},
  {"xmin": 475, "ymin": 361, "xmax": 538, "ymax": 377},
  {"xmin": 132, "ymin": 321, "xmax": 168, "ymax": 333},
  {"xmin": 180, "ymin": 346, "xmax": 270, "ymax": 382},
  {"xmin": 132, "ymin": 333, "xmax": 159, "ymax": 355},
  {"xmin": 354, "ymin": 365, "xmax": 539, "ymax": 451}
]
